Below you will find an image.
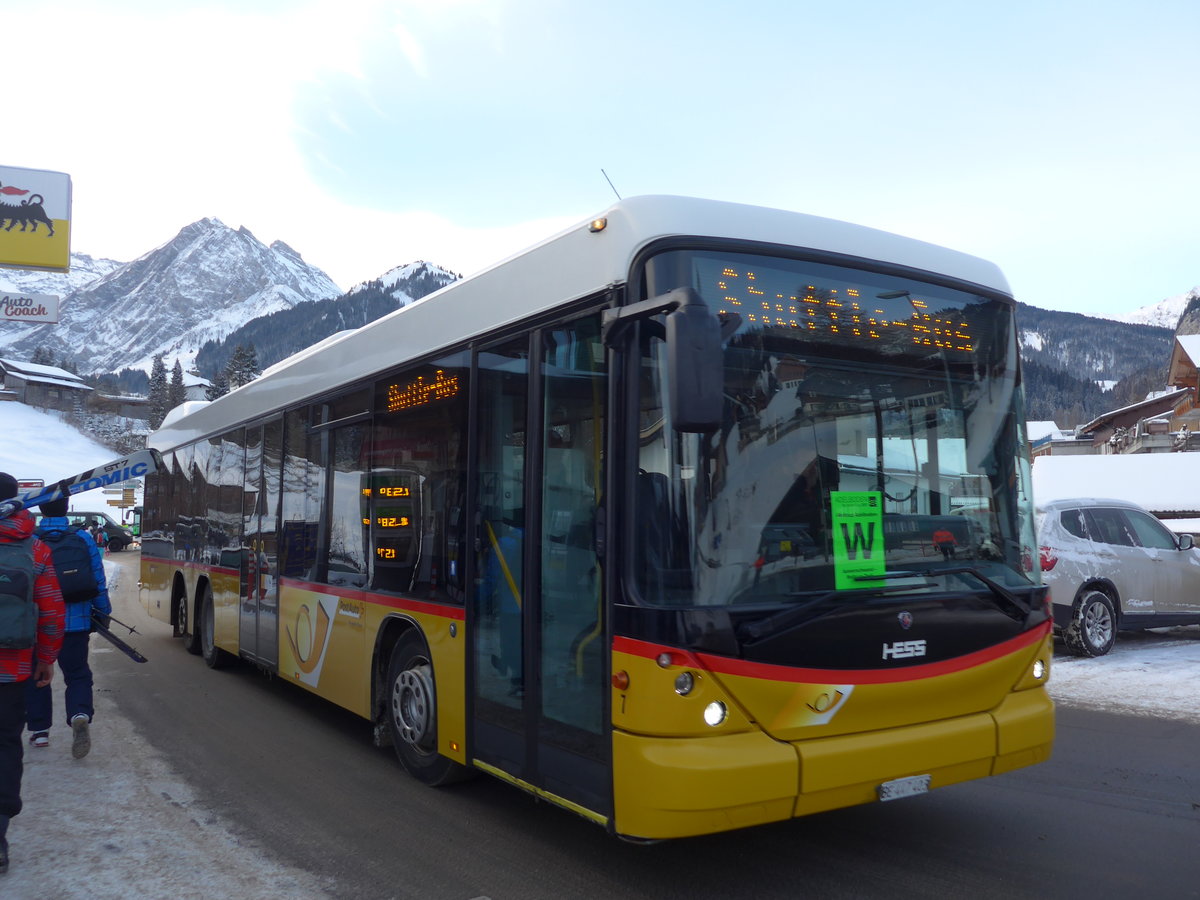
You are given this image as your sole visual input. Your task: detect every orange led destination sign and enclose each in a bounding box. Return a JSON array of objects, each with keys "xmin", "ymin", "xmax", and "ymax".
[
  {"xmin": 714, "ymin": 267, "xmax": 975, "ymax": 352},
  {"xmin": 386, "ymin": 369, "xmax": 460, "ymax": 412}
]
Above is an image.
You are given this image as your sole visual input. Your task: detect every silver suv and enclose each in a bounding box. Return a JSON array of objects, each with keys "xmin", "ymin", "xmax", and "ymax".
[{"xmin": 1038, "ymin": 497, "xmax": 1200, "ymax": 656}]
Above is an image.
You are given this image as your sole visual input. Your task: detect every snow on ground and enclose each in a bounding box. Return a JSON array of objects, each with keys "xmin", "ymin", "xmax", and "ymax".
[
  {"xmin": 2, "ymin": 404, "xmax": 1200, "ymax": 893},
  {"xmin": 0, "ymin": 402, "xmax": 115, "ymax": 486},
  {"xmin": 3, "ymin": 561, "xmax": 331, "ymax": 898}
]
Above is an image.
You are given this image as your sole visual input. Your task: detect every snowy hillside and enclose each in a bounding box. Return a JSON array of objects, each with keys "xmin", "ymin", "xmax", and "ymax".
[
  {"xmin": 0, "ymin": 402, "xmax": 116, "ymax": 485},
  {"xmin": 0, "ymin": 251, "xmax": 125, "ymax": 296},
  {"xmin": 1108, "ymin": 286, "xmax": 1200, "ymax": 329},
  {"xmin": 0, "ymin": 219, "xmax": 343, "ymax": 375}
]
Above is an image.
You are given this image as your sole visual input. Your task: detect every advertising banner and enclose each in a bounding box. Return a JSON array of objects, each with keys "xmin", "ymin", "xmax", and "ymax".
[
  {"xmin": 0, "ymin": 291, "xmax": 59, "ymax": 324},
  {"xmin": 0, "ymin": 164, "xmax": 72, "ymax": 271}
]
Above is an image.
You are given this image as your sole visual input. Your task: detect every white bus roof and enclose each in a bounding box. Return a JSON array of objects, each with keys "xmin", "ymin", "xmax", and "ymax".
[{"xmin": 150, "ymin": 195, "xmax": 1010, "ymax": 451}]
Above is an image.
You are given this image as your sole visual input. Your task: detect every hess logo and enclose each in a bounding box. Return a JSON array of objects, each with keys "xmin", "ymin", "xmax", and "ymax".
[{"xmin": 882, "ymin": 639, "xmax": 927, "ymax": 660}]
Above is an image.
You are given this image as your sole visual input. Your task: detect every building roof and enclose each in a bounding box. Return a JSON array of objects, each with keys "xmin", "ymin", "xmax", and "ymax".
[
  {"xmin": 1167, "ymin": 334, "xmax": 1200, "ymax": 388},
  {"xmin": 1026, "ymin": 421, "xmax": 1061, "ymax": 442},
  {"xmin": 1076, "ymin": 387, "xmax": 1190, "ymax": 435},
  {"xmin": 0, "ymin": 358, "xmax": 92, "ymax": 392}
]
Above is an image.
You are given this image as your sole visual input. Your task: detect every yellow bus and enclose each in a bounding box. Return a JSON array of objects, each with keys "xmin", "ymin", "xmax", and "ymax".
[{"xmin": 140, "ymin": 196, "xmax": 1053, "ymax": 840}]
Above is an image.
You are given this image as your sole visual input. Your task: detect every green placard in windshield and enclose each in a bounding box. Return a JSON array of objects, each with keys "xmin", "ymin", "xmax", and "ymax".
[{"xmin": 831, "ymin": 491, "xmax": 885, "ymax": 589}]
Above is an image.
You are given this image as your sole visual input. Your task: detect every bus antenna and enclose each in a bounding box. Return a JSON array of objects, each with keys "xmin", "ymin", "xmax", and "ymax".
[{"xmin": 601, "ymin": 169, "xmax": 622, "ymax": 200}]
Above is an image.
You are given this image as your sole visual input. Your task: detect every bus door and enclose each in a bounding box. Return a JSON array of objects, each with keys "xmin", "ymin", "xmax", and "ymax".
[
  {"xmin": 240, "ymin": 418, "xmax": 282, "ymax": 666},
  {"xmin": 472, "ymin": 313, "xmax": 609, "ymax": 819}
]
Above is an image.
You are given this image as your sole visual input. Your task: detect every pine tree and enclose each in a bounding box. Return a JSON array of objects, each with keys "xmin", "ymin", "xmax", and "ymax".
[
  {"xmin": 168, "ymin": 359, "xmax": 187, "ymax": 412},
  {"xmin": 243, "ymin": 343, "xmax": 261, "ymax": 381},
  {"xmin": 31, "ymin": 346, "xmax": 54, "ymax": 365},
  {"xmin": 148, "ymin": 354, "xmax": 170, "ymax": 430},
  {"xmin": 225, "ymin": 343, "xmax": 262, "ymax": 389},
  {"xmin": 205, "ymin": 370, "xmax": 230, "ymax": 401}
]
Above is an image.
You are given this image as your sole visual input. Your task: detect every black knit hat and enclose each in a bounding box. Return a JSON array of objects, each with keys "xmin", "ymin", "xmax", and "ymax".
[
  {"xmin": 0, "ymin": 473, "xmax": 17, "ymax": 501},
  {"xmin": 40, "ymin": 496, "xmax": 69, "ymax": 517}
]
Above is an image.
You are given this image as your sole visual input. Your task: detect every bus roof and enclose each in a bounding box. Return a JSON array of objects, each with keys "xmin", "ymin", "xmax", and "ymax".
[{"xmin": 150, "ymin": 195, "xmax": 1010, "ymax": 451}]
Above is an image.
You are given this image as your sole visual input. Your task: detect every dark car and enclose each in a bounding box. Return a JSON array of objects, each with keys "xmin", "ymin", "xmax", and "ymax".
[{"xmin": 33, "ymin": 510, "xmax": 137, "ymax": 552}]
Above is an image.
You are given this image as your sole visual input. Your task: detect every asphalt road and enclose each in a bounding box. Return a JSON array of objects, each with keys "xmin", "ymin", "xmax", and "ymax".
[{"xmin": 100, "ymin": 552, "xmax": 1200, "ymax": 900}]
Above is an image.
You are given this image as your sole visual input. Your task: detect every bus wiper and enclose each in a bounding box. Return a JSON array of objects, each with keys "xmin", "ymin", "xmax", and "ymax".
[
  {"xmin": 935, "ymin": 565, "xmax": 1032, "ymax": 620},
  {"xmin": 737, "ymin": 581, "xmax": 919, "ymax": 643}
]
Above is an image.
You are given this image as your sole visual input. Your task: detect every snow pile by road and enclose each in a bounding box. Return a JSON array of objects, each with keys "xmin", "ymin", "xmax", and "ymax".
[{"xmin": 1047, "ymin": 625, "xmax": 1200, "ymax": 722}]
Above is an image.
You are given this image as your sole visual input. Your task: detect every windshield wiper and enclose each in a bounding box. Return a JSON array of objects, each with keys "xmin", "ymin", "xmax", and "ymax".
[
  {"xmin": 737, "ymin": 582, "xmax": 920, "ymax": 643},
  {"xmin": 932, "ymin": 565, "xmax": 1033, "ymax": 620}
]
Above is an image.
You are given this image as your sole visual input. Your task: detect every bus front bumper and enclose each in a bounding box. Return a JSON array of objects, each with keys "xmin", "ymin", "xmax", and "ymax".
[{"xmin": 611, "ymin": 688, "xmax": 1054, "ymax": 840}]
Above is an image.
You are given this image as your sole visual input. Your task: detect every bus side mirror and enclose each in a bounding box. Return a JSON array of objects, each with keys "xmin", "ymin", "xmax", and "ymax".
[
  {"xmin": 665, "ymin": 289, "xmax": 723, "ymax": 433},
  {"xmin": 601, "ymin": 286, "xmax": 726, "ymax": 433}
]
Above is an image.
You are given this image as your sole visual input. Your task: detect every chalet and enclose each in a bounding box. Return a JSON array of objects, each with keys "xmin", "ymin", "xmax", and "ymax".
[
  {"xmin": 0, "ymin": 358, "xmax": 92, "ymax": 413},
  {"xmin": 1075, "ymin": 387, "xmax": 1192, "ymax": 454}
]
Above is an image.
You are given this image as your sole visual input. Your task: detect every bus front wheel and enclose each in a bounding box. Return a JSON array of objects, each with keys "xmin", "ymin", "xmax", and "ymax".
[{"xmin": 386, "ymin": 632, "xmax": 470, "ymax": 786}]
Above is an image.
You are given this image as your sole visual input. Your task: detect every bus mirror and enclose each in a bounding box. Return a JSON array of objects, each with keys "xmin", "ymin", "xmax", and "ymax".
[
  {"xmin": 666, "ymin": 289, "xmax": 724, "ymax": 433},
  {"xmin": 600, "ymin": 287, "xmax": 725, "ymax": 433}
]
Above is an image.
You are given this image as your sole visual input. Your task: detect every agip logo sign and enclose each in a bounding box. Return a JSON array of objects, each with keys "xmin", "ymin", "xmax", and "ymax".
[{"xmin": 0, "ymin": 165, "xmax": 72, "ymax": 272}]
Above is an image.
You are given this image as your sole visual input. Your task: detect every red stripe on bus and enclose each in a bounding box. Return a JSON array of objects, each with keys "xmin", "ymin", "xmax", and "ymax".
[
  {"xmin": 141, "ymin": 555, "xmax": 239, "ymax": 577},
  {"xmin": 613, "ymin": 621, "xmax": 1051, "ymax": 685},
  {"xmin": 278, "ymin": 577, "xmax": 465, "ymax": 621}
]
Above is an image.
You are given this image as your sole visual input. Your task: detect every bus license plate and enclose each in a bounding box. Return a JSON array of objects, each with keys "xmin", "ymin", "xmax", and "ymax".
[{"xmin": 878, "ymin": 774, "xmax": 931, "ymax": 802}]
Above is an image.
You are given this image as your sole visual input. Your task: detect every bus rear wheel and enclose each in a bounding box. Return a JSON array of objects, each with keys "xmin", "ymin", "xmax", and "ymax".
[
  {"xmin": 176, "ymin": 590, "xmax": 201, "ymax": 655},
  {"xmin": 386, "ymin": 632, "xmax": 470, "ymax": 786},
  {"xmin": 200, "ymin": 586, "xmax": 234, "ymax": 669}
]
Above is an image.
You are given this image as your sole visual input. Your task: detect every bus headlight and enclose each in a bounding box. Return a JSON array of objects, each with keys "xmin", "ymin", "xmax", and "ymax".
[
  {"xmin": 703, "ymin": 701, "xmax": 727, "ymax": 727},
  {"xmin": 674, "ymin": 671, "xmax": 695, "ymax": 695},
  {"xmin": 1032, "ymin": 659, "xmax": 1046, "ymax": 680}
]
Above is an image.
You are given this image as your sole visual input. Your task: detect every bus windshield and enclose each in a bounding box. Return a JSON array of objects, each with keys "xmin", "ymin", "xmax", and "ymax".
[{"xmin": 635, "ymin": 248, "xmax": 1037, "ymax": 608}]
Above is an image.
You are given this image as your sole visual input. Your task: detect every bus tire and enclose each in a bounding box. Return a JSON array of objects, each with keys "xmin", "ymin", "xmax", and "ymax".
[
  {"xmin": 1063, "ymin": 590, "xmax": 1117, "ymax": 657},
  {"xmin": 176, "ymin": 589, "xmax": 202, "ymax": 655},
  {"xmin": 200, "ymin": 585, "xmax": 234, "ymax": 669},
  {"xmin": 386, "ymin": 631, "xmax": 470, "ymax": 786}
]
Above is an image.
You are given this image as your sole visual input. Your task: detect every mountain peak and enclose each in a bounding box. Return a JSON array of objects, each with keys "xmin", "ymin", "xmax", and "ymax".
[{"xmin": 0, "ymin": 220, "xmax": 342, "ymax": 375}]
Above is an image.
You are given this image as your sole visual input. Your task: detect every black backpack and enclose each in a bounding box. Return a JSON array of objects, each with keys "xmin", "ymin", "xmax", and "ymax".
[
  {"xmin": 36, "ymin": 526, "xmax": 99, "ymax": 604},
  {"xmin": 0, "ymin": 537, "xmax": 37, "ymax": 649}
]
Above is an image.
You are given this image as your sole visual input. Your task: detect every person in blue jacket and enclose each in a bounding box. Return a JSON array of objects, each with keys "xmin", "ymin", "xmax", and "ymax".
[{"xmin": 25, "ymin": 494, "xmax": 111, "ymax": 759}]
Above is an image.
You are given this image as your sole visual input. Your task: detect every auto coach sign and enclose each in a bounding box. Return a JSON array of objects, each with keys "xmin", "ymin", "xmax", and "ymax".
[
  {"xmin": 0, "ymin": 292, "xmax": 59, "ymax": 323},
  {"xmin": 0, "ymin": 164, "xmax": 72, "ymax": 272}
]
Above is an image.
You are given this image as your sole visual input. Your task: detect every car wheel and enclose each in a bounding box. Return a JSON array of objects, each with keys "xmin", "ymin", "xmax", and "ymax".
[{"xmin": 1063, "ymin": 590, "xmax": 1117, "ymax": 657}]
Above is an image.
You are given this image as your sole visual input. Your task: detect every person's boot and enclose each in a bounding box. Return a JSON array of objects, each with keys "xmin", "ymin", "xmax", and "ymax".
[
  {"xmin": 0, "ymin": 812, "xmax": 10, "ymax": 874},
  {"xmin": 71, "ymin": 714, "xmax": 91, "ymax": 759}
]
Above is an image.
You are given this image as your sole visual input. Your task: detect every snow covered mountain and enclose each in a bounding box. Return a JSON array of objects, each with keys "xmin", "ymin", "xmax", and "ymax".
[
  {"xmin": 0, "ymin": 218, "xmax": 342, "ymax": 374},
  {"xmin": 1107, "ymin": 286, "xmax": 1200, "ymax": 329},
  {"xmin": 347, "ymin": 260, "xmax": 460, "ymax": 306},
  {"xmin": 192, "ymin": 260, "xmax": 459, "ymax": 378},
  {"xmin": 0, "ymin": 251, "xmax": 125, "ymax": 297}
]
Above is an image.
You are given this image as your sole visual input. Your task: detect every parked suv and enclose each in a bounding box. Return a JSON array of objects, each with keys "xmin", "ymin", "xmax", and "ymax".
[
  {"xmin": 32, "ymin": 510, "xmax": 137, "ymax": 552},
  {"xmin": 1037, "ymin": 497, "xmax": 1200, "ymax": 656}
]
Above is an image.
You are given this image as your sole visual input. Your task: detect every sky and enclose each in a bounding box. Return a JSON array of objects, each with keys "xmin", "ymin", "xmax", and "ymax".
[{"xmin": 4, "ymin": 2, "xmax": 1199, "ymax": 316}]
